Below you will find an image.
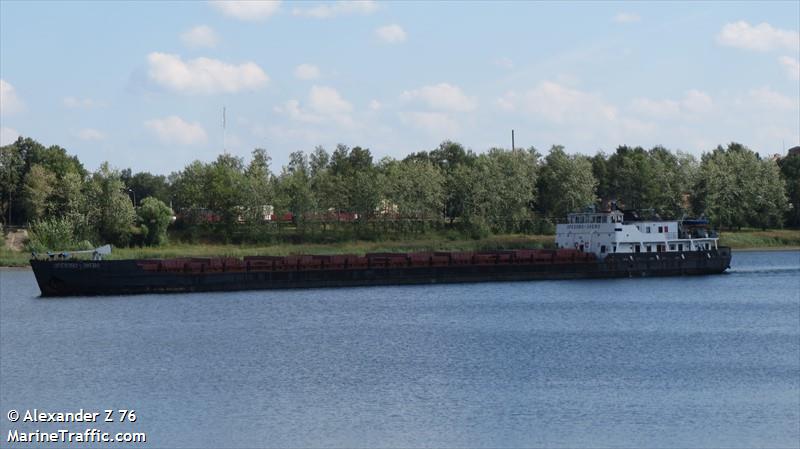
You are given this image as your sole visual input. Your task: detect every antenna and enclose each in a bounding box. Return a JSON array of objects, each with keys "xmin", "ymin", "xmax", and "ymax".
[
  {"xmin": 222, "ymin": 106, "xmax": 227, "ymax": 155},
  {"xmin": 511, "ymin": 129, "xmax": 515, "ymax": 151}
]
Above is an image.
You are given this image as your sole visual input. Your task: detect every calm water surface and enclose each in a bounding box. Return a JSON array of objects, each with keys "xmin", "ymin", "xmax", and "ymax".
[{"xmin": 1, "ymin": 250, "xmax": 798, "ymax": 448}]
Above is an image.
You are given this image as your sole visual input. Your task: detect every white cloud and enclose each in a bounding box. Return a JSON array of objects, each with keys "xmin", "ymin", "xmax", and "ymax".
[
  {"xmin": 494, "ymin": 81, "xmax": 662, "ymax": 144},
  {"xmin": 402, "ymin": 83, "xmax": 477, "ymax": 112},
  {"xmin": 147, "ymin": 52, "xmax": 269, "ymax": 94},
  {"xmin": 210, "ymin": 1, "xmax": 280, "ymax": 21},
  {"xmin": 495, "ymin": 93, "xmax": 516, "ymax": 111},
  {"xmin": 502, "ymin": 81, "xmax": 617, "ymax": 124},
  {"xmin": 292, "ymin": 1, "xmax": 377, "ymax": 18},
  {"xmin": 181, "ymin": 25, "xmax": 219, "ymax": 48},
  {"xmin": 779, "ymin": 56, "xmax": 800, "ymax": 81},
  {"xmin": 629, "ymin": 97, "xmax": 681, "ymax": 118},
  {"xmin": 0, "ymin": 126, "xmax": 20, "ymax": 146},
  {"xmin": 629, "ymin": 89, "xmax": 713, "ymax": 118},
  {"xmin": 400, "ymin": 111, "xmax": 459, "ymax": 136},
  {"xmin": 0, "ymin": 79, "xmax": 24, "ymax": 116},
  {"xmin": 276, "ymin": 86, "xmax": 355, "ymax": 127},
  {"xmin": 63, "ymin": 96, "xmax": 99, "ymax": 109},
  {"xmin": 294, "ymin": 63, "xmax": 320, "ymax": 80},
  {"xmin": 748, "ymin": 86, "xmax": 798, "ymax": 110},
  {"xmin": 493, "ymin": 57, "xmax": 514, "ymax": 69},
  {"xmin": 717, "ymin": 21, "xmax": 799, "ymax": 52},
  {"xmin": 75, "ymin": 128, "xmax": 105, "ymax": 141},
  {"xmin": 613, "ymin": 12, "xmax": 640, "ymax": 23},
  {"xmin": 144, "ymin": 116, "xmax": 208, "ymax": 145},
  {"xmin": 369, "ymin": 99, "xmax": 381, "ymax": 111},
  {"xmin": 309, "ymin": 85, "xmax": 352, "ymax": 114},
  {"xmin": 375, "ymin": 24, "xmax": 407, "ymax": 44},
  {"xmin": 273, "ymin": 99, "xmax": 323, "ymax": 123},
  {"xmin": 681, "ymin": 89, "xmax": 714, "ymax": 114}
]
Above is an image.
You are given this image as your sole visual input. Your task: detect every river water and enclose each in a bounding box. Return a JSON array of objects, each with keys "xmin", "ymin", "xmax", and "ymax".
[{"xmin": 1, "ymin": 250, "xmax": 798, "ymax": 448}]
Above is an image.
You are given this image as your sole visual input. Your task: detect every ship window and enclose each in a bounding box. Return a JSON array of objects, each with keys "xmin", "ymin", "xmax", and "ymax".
[
  {"xmin": 646, "ymin": 226, "xmax": 651, "ymax": 233},
  {"xmin": 646, "ymin": 245, "xmax": 652, "ymax": 252},
  {"xmin": 670, "ymin": 244, "xmax": 676, "ymax": 251},
  {"xmin": 613, "ymin": 245, "xmax": 617, "ymax": 252},
  {"xmin": 678, "ymin": 244, "xmax": 683, "ymax": 251},
  {"xmin": 635, "ymin": 244, "xmax": 641, "ymax": 253},
  {"xmin": 601, "ymin": 245, "xmax": 606, "ymax": 253},
  {"xmin": 705, "ymin": 243, "xmax": 710, "ymax": 250},
  {"xmin": 664, "ymin": 225, "xmax": 669, "ymax": 232},
  {"xmin": 658, "ymin": 226, "xmax": 663, "ymax": 233}
]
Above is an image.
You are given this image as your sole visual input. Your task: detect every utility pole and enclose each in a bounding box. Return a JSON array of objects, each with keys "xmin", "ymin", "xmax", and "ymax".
[
  {"xmin": 511, "ymin": 129, "xmax": 515, "ymax": 151},
  {"xmin": 222, "ymin": 106, "xmax": 227, "ymax": 155},
  {"xmin": 127, "ymin": 188, "xmax": 136, "ymax": 207}
]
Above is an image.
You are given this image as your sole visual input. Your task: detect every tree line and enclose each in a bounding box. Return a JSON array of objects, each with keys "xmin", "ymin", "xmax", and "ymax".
[{"xmin": 1, "ymin": 136, "xmax": 798, "ymax": 249}]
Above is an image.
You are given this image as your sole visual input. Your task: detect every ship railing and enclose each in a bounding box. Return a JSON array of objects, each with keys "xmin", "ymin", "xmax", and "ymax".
[
  {"xmin": 32, "ymin": 244, "xmax": 112, "ymax": 261},
  {"xmin": 139, "ymin": 248, "xmax": 603, "ymax": 273}
]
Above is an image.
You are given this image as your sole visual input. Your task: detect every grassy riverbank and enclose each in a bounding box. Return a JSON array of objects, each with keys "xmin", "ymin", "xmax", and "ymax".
[
  {"xmin": 2, "ymin": 229, "xmax": 798, "ymax": 267},
  {"xmin": 718, "ymin": 229, "xmax": 800, "ymax": 249},
  {"xmin": 0, "ymin": 234, "xmax": 554, "ymax": 267}
]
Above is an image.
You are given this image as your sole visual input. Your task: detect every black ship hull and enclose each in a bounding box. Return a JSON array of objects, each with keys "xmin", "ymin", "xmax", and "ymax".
[{"xmin": 30, "ymin": 248, "xmax": 732, "ymax": 297}]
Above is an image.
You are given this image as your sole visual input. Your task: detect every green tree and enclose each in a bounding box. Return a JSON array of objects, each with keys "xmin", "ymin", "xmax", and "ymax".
[
  {"xmin": 591, "ymin": 152, "xmax": 610, "ymax": 203},
  {"xmin": 309, "ymin": 145, "xmax": 330, "ymax": 178},
  {"xmin": 605, "ymin": 146, "xmax": 656, "ymax": 211},
  {"xmin": 84, "ymin": 163, "xmax": 137, "ymax": 246},
  {"xmin": 694, "ymin": 143, "xmax": 788, "ymax": 229},
  {"xmin": 778, "ymin": 152, "xmax": 800, "ymax": 227},
  {"xmin": 20, "ymin": 139, "xmax": 86, "ymax": 181},
  {"xmin": 137, "ymin": 197, "xmax": 173, "ymax": 245},
  {"xmin": 26, "ymin": 217, "xmax": 80, "ymax": 253},
  {"xmin": 325, "ymin": 145, "xmax": 381, "ymax": 219},
  {"xmin": 171, "ymin": 160, "xmax": 210, "ymax": 211},
  {"xmin": 646, "ymin": 147, "xmax": 698, "ymax": 217},
  {"xmin": 308, "ymin": 146, "xmax": 341, "ymax": 214},
  {"xmin": 206, "ymin": 154, "xmax": 248, "ymax": 226},
  {"xmin": 126, "ymin": 172, "xmax": 171, "ymax": 207},
  {"xmin": 537, "ymin": 145, "xmax": 597, "ymax": 217},
  {"xmin": 425, "ymin": 141, "xmax": 477, "ymax": 221},
  {"xmin": 384, "ymin": 159, "xmax": 445, "ymax": 218},
  {"xmin": 274, "ymin": 151, "xmax": 315, "ymax": 223},
  {"xmin": 0, "ymin": 141, "xmax": 25, "ymax": 225},
  {"xmin": 240, "ymin": 148, "xmax": 273, "ymax": 222},
  {"xmin": 21, "ymin": 164, "xmax": 57, "ymax": 222},
  {"xmin": 460, "ymin": 148, "xmax": 538, "ymax": 233}
]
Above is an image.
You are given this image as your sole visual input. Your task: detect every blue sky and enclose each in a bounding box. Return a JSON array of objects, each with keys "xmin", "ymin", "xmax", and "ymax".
[{"xmin": 1, "ymin": 1, "xmax": 798, "ymax": 175}]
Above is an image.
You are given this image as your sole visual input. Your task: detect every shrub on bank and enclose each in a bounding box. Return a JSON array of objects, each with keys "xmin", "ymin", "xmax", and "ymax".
[{"xmin": 26, "ymin": 217, "xmax": 94, "ymax": 253}]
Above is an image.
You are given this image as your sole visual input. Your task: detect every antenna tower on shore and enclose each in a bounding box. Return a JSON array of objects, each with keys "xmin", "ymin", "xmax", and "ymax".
[{"xmin": 222, "ymin": 106, "xmax": 227, "ymax": 155}]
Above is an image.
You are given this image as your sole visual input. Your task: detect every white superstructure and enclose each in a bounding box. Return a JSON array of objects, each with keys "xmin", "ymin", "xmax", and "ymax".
[{"xmin": 556, "ymin": 209, "xmax": 718, "ymax": 260}]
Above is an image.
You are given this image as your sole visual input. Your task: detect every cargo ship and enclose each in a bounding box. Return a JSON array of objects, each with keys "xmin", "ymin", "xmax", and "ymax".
[{"xmin": 30, "ymin": 209, "xmax": 731, "ymax": 297}]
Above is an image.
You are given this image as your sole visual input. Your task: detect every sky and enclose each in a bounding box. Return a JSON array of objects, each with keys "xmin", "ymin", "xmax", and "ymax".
[{"xmin": 0, "ymin": 1, "xmax": 798, "ymax": 175}]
